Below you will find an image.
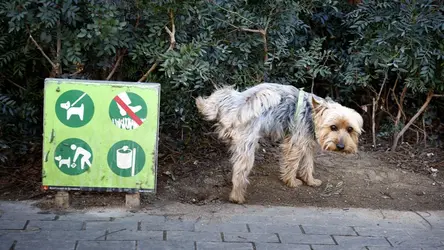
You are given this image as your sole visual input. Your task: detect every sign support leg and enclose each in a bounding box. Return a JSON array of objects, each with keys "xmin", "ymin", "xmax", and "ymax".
[
  {"xmin": 125, "ymin": 192, "xmax": 140, "ymax": 208},
  {"xmin": 55, "ymin": 191, "xmax": 70, "ymax": 208}
]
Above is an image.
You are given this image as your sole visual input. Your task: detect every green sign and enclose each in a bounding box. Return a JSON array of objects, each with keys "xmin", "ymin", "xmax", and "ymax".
[
  {"xmin": 109, "ymin": 92, "xmax": 147, "ymax": 130},
  {"xmin": 107, "ymin": 140, "xmax": 145, "ymax": 177},
  {"xmin": 54, "ymin": 138, "xmax": 93, "ymax": 176},
  {"xmin": 55, "ymin": 90, "xmax": 95, "ymax": 127},
  {"xmin": 42, "ymin": 79, "xmax": 160, "ymax": 192}
]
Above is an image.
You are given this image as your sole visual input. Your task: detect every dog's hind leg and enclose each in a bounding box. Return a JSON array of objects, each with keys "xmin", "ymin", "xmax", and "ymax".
[
  {"xmin": 228, "ymin": 135, "xmax": 258, "ymax": 204},
  {"xmin": 298, "ymin": 141, "xmax": 322, "ymax": 187}
]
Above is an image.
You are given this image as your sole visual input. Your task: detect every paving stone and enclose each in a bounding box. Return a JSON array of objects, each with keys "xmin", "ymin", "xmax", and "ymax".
[
  {"xmin": 76, "ymin": 214, "xmax": 164, "ymax": 223},
  {"xmin": 77, "ymin": 240, "xmax": 136, "ymax": 250},
  {"xmin": 367, "ymin": 247, "xmax": 422, "ymax": 250},
  {"xmin": 167, "ymin": 231, "xmax": 221, "ymax": 242},
  {"xmin": 26, "ymin": 220, "xmax": 83, "ymax": 231},
  {"xmin": 85, "ymin": 221, "xmax": 138, "ymax": 231},
  {"xmin": 408, "ymin": 228, "xmax": 444, "ymax": 238},
  {"xmin": 0, "ymin": 201, "xmax": 442, "ymax": 250},
  {"xmin": 56, "ymin": 214, "xmax": 111, "ymax": 221},
  {"xmin": 142, "ymin": 220, "xmax": 195, "ymax": 231},
  {"xmin": 0, "ymin": 230, "xmax": 106, "ymax": 241},
  {"xmin": 105, "ymin": 230, "xmax": 162, "ymax": 240},
  {"xmin": 130, "ymin": 215, "xmax": 165, "ymax": 224},
  {"xmin": 0, "ymin": 220, "xmax": 26, "ymax": 230},
  {"xmin": 196, "ymin": 242, "xmax": 253, "ymax": 250},
  {"xmin": 311, "ymin": 245, "xmax": 367, "ymax": 250},
  {"xmin": 248, "ymin": 223, "xmax": 303, "ymax": 234},
  {"xmin": 138, "ymin": 240, "xmax": 195, "ymax": 250},
  {"xmin": 14, "ymin": 240, "xmax": 76, "ymax": 250},
  {"xmin": 279, "ymin": 234, "xmax": 335, "ymax": 245},
  {"xmin": 302, "ymin": 225, "xmax": 356, "ymax": 236},
  {"xmin": 333, "ymin": 236, "xmax": 391, "ymax": 247},
  {"xmin": 354, "ymin": 227, "xmax": 409, "ymax": 237},
  {"xmin": 230, "ymin": 215, "xmax": 386, "ymax": 227},
  {"xmin": 229, "ymin": 215, "xmax": 291, "ymax": 224},
  {"xmin": 0, "ymin": 213, "xmax": 55, "ymax": 221},
  {"xmin": 387, "ymin": 235, "xmax": 444, "ymax": 249},
  {"xmin": 0, "ymin": 238, "xmax": 14, "ymax": 250},
  {"xmin": 223, "ymin": 233, "xmax": 279, "ymax": 243},
  {"xmin": 255, "ymin": 243, "xmax": 311, "ymax": 250},
  {"xmin": 195, "ymin": 222, "xmax": 248, "ymax": 233},
  {"xmin": 415, "ymin": 211, "xmax": 444, "ymax": 229}
]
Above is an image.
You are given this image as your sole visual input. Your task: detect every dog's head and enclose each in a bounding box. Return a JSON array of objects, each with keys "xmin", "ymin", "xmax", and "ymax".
[
  {"xmin": 60, "ymin": 101, "xmax": 70, "ymax": 110},
  {"xmin": 311, "ymin": 96, "xmax": 363, "ymax": 154}
]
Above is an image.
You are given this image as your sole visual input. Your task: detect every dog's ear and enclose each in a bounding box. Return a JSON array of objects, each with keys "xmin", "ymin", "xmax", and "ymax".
[
  {"xmin": 311, "ymin": 96, "xmax": 325, "ymax": 110},
  {"xmin": 311, "ymin": 95, "xmax": 328, "ymax": 117},
  {"xmin": 325, "ymin": 96, "xmax": 334, "ymax": 103}
]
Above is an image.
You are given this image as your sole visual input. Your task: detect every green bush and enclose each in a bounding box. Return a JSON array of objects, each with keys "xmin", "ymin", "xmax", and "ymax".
[{"xmin": 0, "ymin": 0, "xmax": 443, "ymax": 164}]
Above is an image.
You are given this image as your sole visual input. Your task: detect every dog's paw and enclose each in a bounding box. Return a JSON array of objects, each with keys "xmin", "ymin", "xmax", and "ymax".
[
  {"xmin": 284, "ymin": 178, "xmax": 303, "ymax": 188},
  {"xmin": 307, "ymin": 179, "xmax": 323, "ymax": 187},
  {"xmin": 229, "ymin": 191, "xmax": 246, "ymax": 204}
]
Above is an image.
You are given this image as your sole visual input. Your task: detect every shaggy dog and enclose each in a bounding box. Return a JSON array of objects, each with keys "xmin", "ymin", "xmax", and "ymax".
[{"xmin": 196, "ymin": 83, "xmax": 364, "ymax": 204}]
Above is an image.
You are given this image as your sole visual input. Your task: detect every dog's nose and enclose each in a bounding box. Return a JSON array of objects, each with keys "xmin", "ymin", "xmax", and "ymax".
[{"xmin": 336, "ymin": 143, "xmax": 345, "ymax": 150}]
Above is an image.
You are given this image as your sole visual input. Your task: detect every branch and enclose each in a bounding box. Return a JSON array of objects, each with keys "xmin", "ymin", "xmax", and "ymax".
[
  {"xmin": 69, "ymin": 68, "xmax": 83, "ymax": 77},
  {"xmin": 138, "ymin": 10, "xmax": 175, "ymax": 82},
  {"xmin": 372, "ymin": 71, "xmax": 388, "ymax": 147},
  {"xmin": 393, "ymin": 85, "xmax": 407, "ymax": 127},
  {"xmin": 376, "ymin": 72, "xmax": 388, "ymax": 103},
  {"xmin": 239, "ymin": 28, "xmax": 265, "ymax": 34},
  {"xmin": 239, "ymin": 27, "xmax": 268, "ymax": 78},
  {"xmin": 56, "ymin": 20, "xmax": 62, "ymax": 74},
  {"xmin": 210, "ymin": 1, "xmax": 257, "ymax": 25},
  {"xmin": 239, "ymin": 27, "xmax": 268, "ymax": 64},
  {"xmin": 0, "ymin": 73, "xmax": 26, "ymax": 91},
  {"xmin": 211, "ymin": 14, "xmax": 270, "ymax": 68},
  {"xmin": 28, "ymin": 34, "xmax": 56, "ymax": 69},
  {"xmin": 262, "ymin": 29, "xmax": 268, "ymax": 63},
  {"xmin": 106, "ymin": 49, "xmax": 125, "ymax": 80},
  {"xmin": 137, "ymin": 62, "xmax": 158, "ymax": 83},
  {"xmin": 433, "ymin": 94, "xmax": 444, "ymax": 97},
  {"xmin": 106, "ymin": 15, "xmax": 141, "ymax": 81},
  {"xmin": 392, "ymin": 91, "xmax": 434, "ymax": 151}
]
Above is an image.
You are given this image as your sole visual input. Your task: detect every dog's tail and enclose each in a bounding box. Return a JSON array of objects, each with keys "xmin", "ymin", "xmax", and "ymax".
[
  {"xmin": 196, "ymin": 86, "xmax": 236, "ymax": 122},
  {"xmin": 196, "ymin": 84, "xmax": 281, "ymax": 126}
]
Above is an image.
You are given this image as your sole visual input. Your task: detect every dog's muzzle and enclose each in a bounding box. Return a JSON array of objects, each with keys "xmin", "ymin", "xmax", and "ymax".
[{"xmin": 336, "ymin": 143, "xmax": 345, "ymax": 151}]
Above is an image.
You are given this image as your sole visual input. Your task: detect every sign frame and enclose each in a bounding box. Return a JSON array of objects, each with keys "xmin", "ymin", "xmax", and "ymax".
[{"xmin": 42, "ymin": 78, "xmax": 160, "ymax": 194}]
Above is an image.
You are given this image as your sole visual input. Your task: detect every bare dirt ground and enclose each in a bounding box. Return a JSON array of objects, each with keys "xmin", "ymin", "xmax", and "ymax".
[{"xmin": 1, "ymin": 133, "xmax": 444, "ymax": 211}]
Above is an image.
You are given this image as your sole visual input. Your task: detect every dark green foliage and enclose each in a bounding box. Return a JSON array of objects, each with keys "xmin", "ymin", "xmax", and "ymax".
[
  {"xmin": 343, "ymin": 0, "xmax": 444, "ymax": 147},
  {"xmin": 0, "ymin": 0, "xmax": 443, "ymax": 164}
]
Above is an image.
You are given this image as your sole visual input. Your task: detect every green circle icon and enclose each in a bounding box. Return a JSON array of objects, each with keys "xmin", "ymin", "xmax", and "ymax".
[
  {"xmin": 107, "ymin": 140, "xmax": 145, "ymax": 177},
  {"xmin": 54, "ymin": 138, "xmax": 93, "ymax": 176},
  {"xmin": 55, "ymin": 90, "xmax": 94, "ymax": 127},
  {"xmin": 109, "ymin": 92, "xmax": 147, "ymax": 130}
]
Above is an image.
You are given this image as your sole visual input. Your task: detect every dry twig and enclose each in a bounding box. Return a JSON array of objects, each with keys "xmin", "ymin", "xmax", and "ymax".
[{"xmin": 138, "ymin": 10, "xmax": 176, "ymax": 82}]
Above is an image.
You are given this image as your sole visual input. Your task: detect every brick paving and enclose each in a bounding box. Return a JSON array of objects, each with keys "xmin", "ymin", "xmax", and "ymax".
[{"xmin": 0, "ymin": 201, "xmax": 443, "ymax": 249}]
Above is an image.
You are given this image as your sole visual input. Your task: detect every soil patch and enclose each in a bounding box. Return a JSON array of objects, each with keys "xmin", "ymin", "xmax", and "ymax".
[{"xmin": 1, "ymin": 134, "xmax": 444, "ymax": 211}]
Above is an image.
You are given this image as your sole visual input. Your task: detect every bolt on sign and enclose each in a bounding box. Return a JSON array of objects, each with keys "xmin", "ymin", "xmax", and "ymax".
[{"xmin": 42, "ymin": 79, "xmax": 160, "ymax": 193}]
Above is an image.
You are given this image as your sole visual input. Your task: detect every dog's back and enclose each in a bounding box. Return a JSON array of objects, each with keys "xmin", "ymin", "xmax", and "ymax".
[{"xmin": 196, "ymin": 83, "xmax": 306, "ymax": 140}]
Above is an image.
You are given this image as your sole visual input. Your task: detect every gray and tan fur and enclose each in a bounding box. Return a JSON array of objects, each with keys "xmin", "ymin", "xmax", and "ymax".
[{"xmin": 196, "ymin": 83, "xmax": 364, "ymax": 204}]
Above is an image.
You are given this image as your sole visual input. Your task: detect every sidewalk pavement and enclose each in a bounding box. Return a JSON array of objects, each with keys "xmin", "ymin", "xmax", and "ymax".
[{"xmin": 0, "ymin": 200, "xmax": 443, "ymax": 250}]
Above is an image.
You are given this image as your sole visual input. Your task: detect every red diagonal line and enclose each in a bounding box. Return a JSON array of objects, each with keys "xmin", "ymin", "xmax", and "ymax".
[{"xmin": 113, "ymin": 95, "xmax": 143, "ymax": 126}]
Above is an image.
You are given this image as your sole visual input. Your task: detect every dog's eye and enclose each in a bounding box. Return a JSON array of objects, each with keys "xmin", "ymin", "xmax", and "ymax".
[
  {"xmin": 347, "ymin": 127, "xmax": 354, "ymax": 133},
  {"xmin": 330, "ymin": 125, "xmax": 338, "ymax": 131}
]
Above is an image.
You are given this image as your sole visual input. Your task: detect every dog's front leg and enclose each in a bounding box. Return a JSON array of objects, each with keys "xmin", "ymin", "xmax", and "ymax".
[
  {"xmin": 280, "ymin": 136, "xmax": 304, "ymax": 188},
  {"xmin": 298, "ymin": 142, "xmax": 322, "ymax": 187}
]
